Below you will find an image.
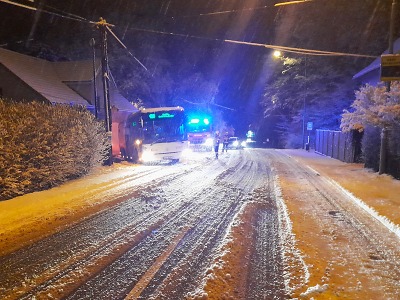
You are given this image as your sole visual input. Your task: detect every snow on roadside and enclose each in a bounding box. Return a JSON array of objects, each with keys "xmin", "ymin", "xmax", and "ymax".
[
  {"xmin": 0, "ymin": 163, "xmax": 153, "ymax": 255},
  {"xmin": 300, "ymin": 163, "xmax": 400, "ymax": 240},
  {"xmin": 283, "ymin": 149, "xmax": 400, "ymax": 229},
  {"xmin": 326, "ymin": 175, "xmax": 400, "ymax": 239},
  {"xmin": 299, "ymin": 283, "xmax": 329, "ymax": 298}
]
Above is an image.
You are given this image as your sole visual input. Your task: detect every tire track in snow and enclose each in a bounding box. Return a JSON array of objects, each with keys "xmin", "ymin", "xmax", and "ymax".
[
  {"xmin": 65, "ymin": 156, "xmax": 248, "ymax": 299},
  {"xmin": 138, "ymin": 184, "xmax": 245, "ymax": 299},
  {"xmin": 236, "ymin": 150, "xmax": 287, "ymax": 299},
  {"xmin": 124, "ymin": 227, "xmax": 190, "ymax": 299},
  {"xmin": 65, "ymin": 188, "xmax": 239, "ymax": 299},
  {"xmin": 0, "ymin": 164, "xmax": 204, "ymax": 300},
  {"xmin": 1, "ymin": 150, "xmax": 288, "ymax": 300}
]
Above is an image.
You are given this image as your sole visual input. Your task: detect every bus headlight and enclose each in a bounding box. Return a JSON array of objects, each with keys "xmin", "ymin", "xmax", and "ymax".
[
  {"xmin": 135, "ymin": 139, "xmax": 142, "ymax": 145},
  {"xmin": 205, "ymin": 138, "xmax": 213, "ymax": 146},
  {"xmin": 141, "ymin": 150, "xmax": 155, "ymax": 162},
  {"xmin": 182, "ymin": 147, "xmax": 193, "ymax": 157}
]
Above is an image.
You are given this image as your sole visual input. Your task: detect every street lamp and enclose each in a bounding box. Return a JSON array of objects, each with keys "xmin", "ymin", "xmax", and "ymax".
[
  {"xmin": 275, "ymin": 0, "xmax": 313, "ymax": 6},
  {"xmin": 302, "ymin": 56, "xmax": 307, "ymax": 150},
  {"xmin": 273, "ymin": 50, "xmax": 282, "ymax": 58}
]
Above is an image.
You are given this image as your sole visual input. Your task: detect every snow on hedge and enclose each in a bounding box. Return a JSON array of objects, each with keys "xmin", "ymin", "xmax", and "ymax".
[{"xmin": 0, "ymin": 100, "xmax": 109, "ymax": 200}]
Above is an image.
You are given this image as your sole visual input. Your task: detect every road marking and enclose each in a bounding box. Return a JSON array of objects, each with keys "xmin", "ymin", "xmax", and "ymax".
[{"xmin": 124, "ymin": 227, "xmax": 190, "ymax": 299}]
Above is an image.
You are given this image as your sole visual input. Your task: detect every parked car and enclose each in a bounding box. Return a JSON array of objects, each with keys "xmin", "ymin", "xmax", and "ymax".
[{"xmin": 227, "ymin": 137, "xmax": 246, "ymax": 149}]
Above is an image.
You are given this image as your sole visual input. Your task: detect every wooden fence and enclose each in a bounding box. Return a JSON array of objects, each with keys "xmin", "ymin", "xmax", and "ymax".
[{"xmin": 315, "ymin": 129, "xmax": 361, "ymax": 163}]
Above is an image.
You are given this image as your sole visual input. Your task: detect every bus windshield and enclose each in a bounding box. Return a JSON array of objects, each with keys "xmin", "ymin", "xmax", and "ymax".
[{"xmin": 141, "ymin": 110, "xmax": 185, "ymax": 144}]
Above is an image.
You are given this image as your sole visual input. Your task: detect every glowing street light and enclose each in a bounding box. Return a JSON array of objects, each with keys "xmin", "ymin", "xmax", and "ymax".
[
  {"xmin": 273, "ymin": 50, "xmax": 282, "ymax": 58},
  {"xmin": 275, "ymin": 0, "xmax": 313, "ymax": 7}
]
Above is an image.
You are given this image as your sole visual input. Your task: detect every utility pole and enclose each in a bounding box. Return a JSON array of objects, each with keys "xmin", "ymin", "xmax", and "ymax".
[
  {"xmin": 97, "ymin": 17, "xmax": 113, "ymax": 165},
  {"xmin": 379, "ymin": 0, "xmax": 398, "ymax": 174},
  {"xmin": 89, "ymin": 38, "xmax": 98, "ymax": 118},
  {"xmin": 302, "ymin": 56, "xmax": 307, "ymax": 149}
]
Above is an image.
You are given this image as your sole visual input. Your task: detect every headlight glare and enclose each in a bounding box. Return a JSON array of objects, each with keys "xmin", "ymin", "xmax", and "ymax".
[
  {"xmin": 141, "ymin": 150, "xmax": 155, "ymax": 162},
  {"xmin": 205, "ymin": 138, "xmax": 213, "ymax": 146}
]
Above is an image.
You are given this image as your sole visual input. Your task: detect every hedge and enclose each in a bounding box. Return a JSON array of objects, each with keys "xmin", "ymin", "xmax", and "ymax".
[{"xmin": 0, "ymin": 100, "xmax": 109, "ymax": 200}]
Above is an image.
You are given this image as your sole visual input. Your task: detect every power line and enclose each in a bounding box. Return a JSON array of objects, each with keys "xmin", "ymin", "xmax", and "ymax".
[
  {"xmin": 179, "ymin": 5, "xmax": 271, "ymax": 17},
  {"xmin": 171, "ymin": 1, "xmax": 313, "ymax": 18},
  {"xmin": 168, "ymin": 0, "xmax": 320, "ymax": 18},
  {"xmin": 182, "ymin": 99, "xmax": 236, "ymax": 111},
  {"xmin": 0, "ymin": 0, "xmax": 95, "ymax": 24},
  {"xmin": 1, "ymin": 2, "xmax": 147, "ymax": 71},
  {"xmin": 129, "ymin": 27, "xmax": 377, "ymax": 58},
  {"xmin": 224, "ymin": 40, "xmax": 376, "ymax": 58},
  {"xmin": 2, "ymin": 0, "xmax": 376, "ymax": 59},
  {"xmin": 105, "ymin": 25, "xmax": 148, "ymax": 71},
  {"xmin": 0, "ymin": 0, "xmax": 35, "ymax": 11},
  {"xmin": 41, "ymin": 3, "xmax": 90, "ymax": 22}
]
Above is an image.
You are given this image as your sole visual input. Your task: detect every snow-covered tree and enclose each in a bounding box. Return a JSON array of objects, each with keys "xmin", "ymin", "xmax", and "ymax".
[
  {"xmin": 341, "ymin": 82, "xmax": 400, "ymax": 132},
  {"xmin": 341, "ymin": 82, "xmax": 400, "ymax": 178}
]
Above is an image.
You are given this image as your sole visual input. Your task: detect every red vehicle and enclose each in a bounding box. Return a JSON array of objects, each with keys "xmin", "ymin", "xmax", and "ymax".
[{"xmin": 187, "ymin": 115, "xmax": 213, "ymax": 151}]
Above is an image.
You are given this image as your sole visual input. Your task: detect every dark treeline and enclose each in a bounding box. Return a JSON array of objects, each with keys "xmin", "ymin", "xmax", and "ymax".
[{"xmin": 0, "ymin": 0, "xmax": 398, "ymax": 140}]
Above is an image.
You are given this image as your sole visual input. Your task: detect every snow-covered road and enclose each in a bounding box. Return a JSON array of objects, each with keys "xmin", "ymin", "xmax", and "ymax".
[
  {"xmin": 0, "ymin": 149, "xmax": 284, "ymax": 299},
  {"xmin": 0, "ymin": 149, "xmax": 399, "ymax": 299}
]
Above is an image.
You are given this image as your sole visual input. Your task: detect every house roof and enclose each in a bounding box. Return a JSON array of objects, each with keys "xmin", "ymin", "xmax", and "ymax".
[
  {"xmin": 353, "ymin": 38, "xmax": 400, "ymax": 80},
  {"xmin": 0, "ymin": 48, "xmax": 137, "ymax": 113},
  {"xmin": 53, "ymin": 60, "xmax": 96, "ymax": 82},
  {"xmin": 0, "ymin": 48, "xmax": 89, "ymax": 105},
  {"xmin": 109, "ymin": 84, "xmax": 137, "ymax": 112}
]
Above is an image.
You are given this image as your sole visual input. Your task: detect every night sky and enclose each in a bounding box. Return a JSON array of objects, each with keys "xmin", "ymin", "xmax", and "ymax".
[{"xmin": 0, "ymin": 0, "xmax": 397, "ymax": 137}]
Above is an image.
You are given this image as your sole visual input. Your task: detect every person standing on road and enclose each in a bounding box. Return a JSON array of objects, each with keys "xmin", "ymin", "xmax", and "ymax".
[
  {"xmin": 214, "ymin": 131, "xmax": 220, "ymax": 159},
  {"xmin": 222, "ymin": 132, "xmax": 229, "ymax": 153}
]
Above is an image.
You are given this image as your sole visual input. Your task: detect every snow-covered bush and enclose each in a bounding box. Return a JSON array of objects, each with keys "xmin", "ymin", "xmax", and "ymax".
[
  {"xmin": 0, "ymin": 100, "xmax": 109, "ymax": 200},
  {"xmin": 341, "ymin": 82, "xmax": 400, "ymax": 132},
  {"xmin": 341, "ymin": 82, "xmax": 400, "ymax": 177}
]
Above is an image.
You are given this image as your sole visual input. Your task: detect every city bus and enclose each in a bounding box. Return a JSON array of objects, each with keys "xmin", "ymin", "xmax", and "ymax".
[{"xmin": 118, "ymin": 106, "xmax": 188, "ymax": 163}]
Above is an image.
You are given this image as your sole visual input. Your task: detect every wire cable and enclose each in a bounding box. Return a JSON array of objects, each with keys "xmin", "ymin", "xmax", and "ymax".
[
  {"xmin": 182, "ymin": 99, "xmax": 236, "ymax": 111},
  {"xmin": 166, "ymin": 0, "xmax": 319, "ymax": 18},
  {"xmin": 0, "ymin": 0, "xmax": 35, "ymax": 11},
  {"xmin": 1, "ymin": 1, "xmax": 376, "ymax": 59},
  {"xmin": 0, "ymin": 0, "xmax": 95, "ymax": 24},
  {"xmin": 180, "ymin": 5, "xmax": 271, "ymax": 17},
  {"xmin": 105, "ymin": 26, "xmax": 148, "ymax": 71},
  {"xmin": 129, "ymin": 27, "xmax": 376, "ymax": 58},
  {"xmin": 224, "ymin": 40, "xmax": 376, "ymax": 58}
]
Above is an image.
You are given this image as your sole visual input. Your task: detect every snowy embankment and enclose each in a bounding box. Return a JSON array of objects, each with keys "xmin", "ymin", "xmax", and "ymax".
[{"xmin": 274, "ymin": 149, "xmax": 400, "ymax": 299}]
